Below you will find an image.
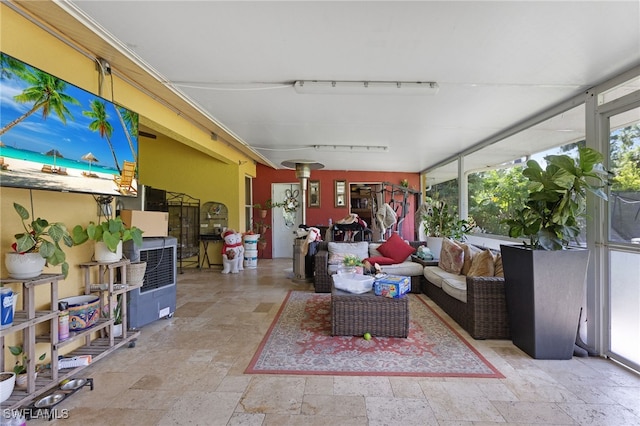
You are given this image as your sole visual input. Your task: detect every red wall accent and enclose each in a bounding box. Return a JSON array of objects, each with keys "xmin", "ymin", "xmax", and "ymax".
[{"xmin": 254, "ymin": 164, "xmax": 421, "ymax": 258}]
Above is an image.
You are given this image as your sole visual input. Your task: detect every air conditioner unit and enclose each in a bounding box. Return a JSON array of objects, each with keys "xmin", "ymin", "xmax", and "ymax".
[{"xmin": 123, "ymin": 237, "xmax": 177, "ymax": 329}]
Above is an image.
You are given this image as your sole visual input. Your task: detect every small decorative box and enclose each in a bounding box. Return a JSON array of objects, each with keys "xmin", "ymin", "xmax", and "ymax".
[{"xmin": 374, "ymin": 275, "xmax": 410, "ymax": 298}]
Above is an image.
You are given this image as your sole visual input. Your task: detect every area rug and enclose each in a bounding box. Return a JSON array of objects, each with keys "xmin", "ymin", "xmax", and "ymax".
[{"xmin": 245, "ymin": 291, "xmax": 503, "ymax": 378}]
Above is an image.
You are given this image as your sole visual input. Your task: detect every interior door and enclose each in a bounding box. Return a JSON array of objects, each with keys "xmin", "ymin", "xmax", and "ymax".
[{"xmin": 272, "ymin": 183, "xmax": 302, "ymax": 258}]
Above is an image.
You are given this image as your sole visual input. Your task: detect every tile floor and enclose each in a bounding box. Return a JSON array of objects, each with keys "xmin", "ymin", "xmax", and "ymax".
[{"xmin": 29, "ymin": 259, "xmax": 640, "ymax": 425}]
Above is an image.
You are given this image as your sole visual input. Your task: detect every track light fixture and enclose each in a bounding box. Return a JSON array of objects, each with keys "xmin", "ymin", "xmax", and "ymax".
[
  {"xmin": 294, "ymin": 80, "xmax": 439, "ymax": 95},
  {"xmin": 313, "ymin": 145, "xmax": 389, "ymax": 152}
]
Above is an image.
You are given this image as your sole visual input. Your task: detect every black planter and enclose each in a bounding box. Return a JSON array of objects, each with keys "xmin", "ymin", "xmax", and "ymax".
[{"xmin": 500, "ymin": 244, "xmax": 589, "ymax": 360}]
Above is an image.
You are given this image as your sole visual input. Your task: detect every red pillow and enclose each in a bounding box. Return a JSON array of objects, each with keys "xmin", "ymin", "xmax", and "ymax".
[
  {"xmin": 364, "ymin": 256, "xmax": 397, "ymax": 265},
  {"xmin": 377, "ymin": 234, "xmax": 416, "ymax": 264}
]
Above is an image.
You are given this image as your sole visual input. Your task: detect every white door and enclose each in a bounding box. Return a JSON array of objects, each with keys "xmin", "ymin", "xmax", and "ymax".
[{"xmin": 272, "ymin": 183, "xmax": 302, "ymax": 258}]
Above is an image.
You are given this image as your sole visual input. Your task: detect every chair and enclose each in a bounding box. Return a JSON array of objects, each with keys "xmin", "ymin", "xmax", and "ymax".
[
  {"xmin": 41, "ymin": 164, "xmax": 54, "ymax": 173},
  {"xmin": 113, "ymin": 160, "xmax": 137, "ymax": 194},
  {"xmin": 0, "ymin": 157, "xmax": 9, "ymax": 170}
]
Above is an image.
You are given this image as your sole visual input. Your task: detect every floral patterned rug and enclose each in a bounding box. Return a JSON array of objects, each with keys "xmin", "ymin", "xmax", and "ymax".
[{"xmin": 245, "ymin": 291, "xmax": 503, "ymax": 377}]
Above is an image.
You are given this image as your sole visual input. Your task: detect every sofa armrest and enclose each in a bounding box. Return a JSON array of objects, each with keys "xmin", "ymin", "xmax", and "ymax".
[
  {"xmin": 313, "ymin": 249, "xmax": 332, "ymax": 293},
  {"xmin": 465, "ymin": 276, "xmax": 510, "ymax": 339}
]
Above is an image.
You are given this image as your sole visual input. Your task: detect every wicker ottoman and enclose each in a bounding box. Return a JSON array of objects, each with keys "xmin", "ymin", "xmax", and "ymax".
[{"xmin": 331, "ymin": 286, "xmax": 409, "ymax": 337}]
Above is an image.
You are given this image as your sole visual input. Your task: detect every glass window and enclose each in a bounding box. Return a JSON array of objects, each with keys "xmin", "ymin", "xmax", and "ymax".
[
  {"xmin": 467, "ymin": 164, "xmax": 528, "ymax": 236},
  {"xmin": 609, "ymin": 110, "xmax": 640, "ymax": 244}
]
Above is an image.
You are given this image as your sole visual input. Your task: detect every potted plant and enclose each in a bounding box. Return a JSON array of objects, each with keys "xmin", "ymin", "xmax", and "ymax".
[
  {"xmin": 0, "ymin": 371, "xmax": 16, "ymax": 404},
  {"xmin": 113, "ymin": 297, "xmax": 123, "ymax": 337},
  {"xmin": 340, "ymin": 254, "xmax": 364, "ymax": 276},
  {"xmin": 5, "ymin": 203, "xmax": 75, "ymax": 279},
  {"xmin": 253, "ymin": 199, "xmax": 284, "ymax": 218},
  {"xmin": 257, "ymin": 235, "xmax": 268, "ymax": 252},
  {"xmin": 8, "ymin": 345, "xmax": 46, "ymax": 389},
  {"xmin": 421, "ymin": 197, "xmax": 474, "ymax": 258},
  {"xmin": 252, "ymin": 203, "xmax": 268, "ymax": 218},
  {"xmin": 103, "ymin": 296, "xmax": 123, "ymax": 337},
  {"xmin": 252, "ymin": 220, "xmax": 270, "ymax": 235},
  {"xmin": 500, "ymin": 146, "xmax": 608, "ymax": 359},
  {"xmin": 72, "ymin": 217, "xmax": 143, "ymax": 263}
]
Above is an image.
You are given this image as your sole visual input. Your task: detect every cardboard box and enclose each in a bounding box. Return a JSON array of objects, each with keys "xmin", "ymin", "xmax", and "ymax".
[
  {"xmin": 120, "ymin": 210, "xmax": 168, "ymax": 237},
  {"xmin": 374, "ymin": 275, "xmax": 411, "ymax": 298}
]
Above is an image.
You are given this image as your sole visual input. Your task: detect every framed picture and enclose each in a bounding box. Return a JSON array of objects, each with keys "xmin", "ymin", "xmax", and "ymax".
[
  {"xmin": 335, "ymin": 179, "xmax": 347, "ymax": 207},
  {"xmin": 308, "ymin": 180, "xmax": 320, "ymax": 207}
]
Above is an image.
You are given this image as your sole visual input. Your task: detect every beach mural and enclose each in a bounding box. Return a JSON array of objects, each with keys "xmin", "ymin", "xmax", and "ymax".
[{"xmin": 0, "ymin": 52, "xmax": 139, "ymax": 197}]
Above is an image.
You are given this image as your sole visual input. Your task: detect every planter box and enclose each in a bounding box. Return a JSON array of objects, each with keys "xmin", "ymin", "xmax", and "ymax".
[{"xmin": 500, "ymin": 245, "xmax": 589, "ymax": 360}]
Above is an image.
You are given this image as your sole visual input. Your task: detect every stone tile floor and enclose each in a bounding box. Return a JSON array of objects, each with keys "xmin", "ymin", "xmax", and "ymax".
[{"xmin": 28, "ymin": 259, "xmax": 640, "ymax": 425}]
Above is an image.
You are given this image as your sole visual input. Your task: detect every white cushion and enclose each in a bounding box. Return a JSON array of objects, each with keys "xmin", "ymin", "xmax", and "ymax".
[
  {"xmin": 327, "ymin": 242, "xmax": 369, "ymax": 265},
  {"xmin": 380, "ymin": 262, "xmax": 423, "ymax": 276},
  {"xmin": 423, "ymin": 266, "xmax": 463, "ymax": 289},
  {"xmin": 442, "ymin": 277, "xmax": 467, "ymax": 303}
]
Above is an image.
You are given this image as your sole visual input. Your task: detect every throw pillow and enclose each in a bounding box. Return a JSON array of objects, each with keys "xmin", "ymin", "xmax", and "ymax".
[
  {"xmin": 494, "ymin": 253, "xmax": 504, "ymax": 277},
  {"xmin": 364, "ymin": 255, "xmax": 397, "ymax": 266},
  {"xmin": 377, "ymin": 233, "xmax": 416, "ymax": 264},
  {"xmin": 460, "ymin": 243, "xmax": 483, "ymax": 276},
  {"xmin": 438, "ymin": 238, "xmax": 465, "ymax": 274},
  {"xmin": 328, "ymin": 253, "xmax": 347, "ymax": 265},
  {"xmin": 467, "ymin": 249, "xmax": 495, "ymax": 277}
]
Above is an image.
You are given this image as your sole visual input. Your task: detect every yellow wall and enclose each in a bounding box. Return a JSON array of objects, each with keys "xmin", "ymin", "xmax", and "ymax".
[{"xmin": 0, "ymin": 4, "xmax": 254, "ymax": 363}]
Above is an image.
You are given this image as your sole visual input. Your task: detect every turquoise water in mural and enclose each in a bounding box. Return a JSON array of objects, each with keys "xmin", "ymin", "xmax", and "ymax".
[{"xmin": 0, "ymin": 146, "xmax": 117, "ymax": 174}]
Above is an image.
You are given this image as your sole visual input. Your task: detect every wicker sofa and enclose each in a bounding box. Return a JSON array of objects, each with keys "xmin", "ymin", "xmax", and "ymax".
[
  {"xmin": 421, "ymin": 245, "xmax": 510, "ymax": 340},
  {"xmin": 313, "ymin": 240, "xmax": 424, "ymax": 294}
]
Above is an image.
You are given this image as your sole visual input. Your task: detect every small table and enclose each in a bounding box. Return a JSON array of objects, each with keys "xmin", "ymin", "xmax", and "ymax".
[
  {"xmin": 331, "ymin": 285, "xmax": 409, "ymax": 338},
  {"xmin": 410, "ymin": 256, "xmax": 439, "ymax": 293},
  {"xmin": 200, "ymin": 234, "xmax": 223, "ymax": 268},
  {"xmin": 411, "ymin": 255, "xmax": 439, "ymax": 267}
]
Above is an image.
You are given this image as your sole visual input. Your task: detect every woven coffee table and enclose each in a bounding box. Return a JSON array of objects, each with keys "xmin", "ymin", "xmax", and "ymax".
[{"xmin": 331, "ymin": 285, "xmax": 409, "ymax": 338}]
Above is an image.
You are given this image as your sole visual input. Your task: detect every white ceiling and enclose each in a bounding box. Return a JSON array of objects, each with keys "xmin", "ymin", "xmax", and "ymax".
[{"xmin": 33, "ymin": 1, "xmax": 640, "ymax": 172}]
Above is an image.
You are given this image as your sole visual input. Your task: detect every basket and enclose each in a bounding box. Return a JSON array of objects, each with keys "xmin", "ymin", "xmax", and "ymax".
[{"xmin": 126, "ymin": 261, "xmax": 147, "ymax": 285}]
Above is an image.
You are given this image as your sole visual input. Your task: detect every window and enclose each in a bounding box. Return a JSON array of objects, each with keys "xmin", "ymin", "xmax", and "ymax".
[{"xmin": 608, "ymin": 115, "xmax": 640, "ymax": 244}]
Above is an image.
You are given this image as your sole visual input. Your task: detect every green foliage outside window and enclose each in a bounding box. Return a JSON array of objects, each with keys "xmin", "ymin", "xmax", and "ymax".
[
  {"xmin": 610, "ymin": 124, "xmax": 640, "ymax": 192},
  {"xmin": 467, "ymin": 166, "xmax": 530, "ymax": 236}
]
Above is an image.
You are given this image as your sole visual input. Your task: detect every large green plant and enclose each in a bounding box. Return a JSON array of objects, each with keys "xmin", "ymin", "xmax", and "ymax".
[
  {"xmin": 11, "ymin": 202, "xmax": 75, "ymax": 277},
  {"xmin": 504, "ymin": 147, "xmax": 608, "ymax": 250},
  {"xmin": 72, "ymin": 217, "xmax": 143, "ymax": 252},
  {"xmin": 422, "ymin": 198, "xmax": 474, "ymax": 240}
]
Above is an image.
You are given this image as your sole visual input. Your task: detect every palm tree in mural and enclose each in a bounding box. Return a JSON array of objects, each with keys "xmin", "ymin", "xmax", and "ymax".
[
  {"xmin": 83, "ymin": 99, "xmax": 121, "ymax": 173},
  {"xmin": 115, "ymin": 106, "xmax": 139, "ymax": 162},
  {"xmin": 0, "ymin": 52, "xmax": 27, "ymax": 80},
  {"xmin": 0, "ymin": 54, "xmax": 79, "ymax": 137}
]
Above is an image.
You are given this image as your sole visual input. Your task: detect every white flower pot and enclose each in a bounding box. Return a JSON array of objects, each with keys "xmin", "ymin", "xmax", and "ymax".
[
  {"xmin": 426, "ymin": 237, "xmax": 444, "ymax": 260},
  {"xmin": 113, "ymin": 323, "xmax": 123, "ymax": 337},
  {"xmin": 0, "ymin": 372, "xmax": 15, "ymax": 403},
  {"xmin": 4, "ymin": 252, "xmax": 46, "ymax": 279},
  {"xmin": 94, "ymin": 241, "xmax": 123, "ymax": 263},
  {"xmin": 15, "ymin": 372, "xmax": 36, "ymax": 390}
]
